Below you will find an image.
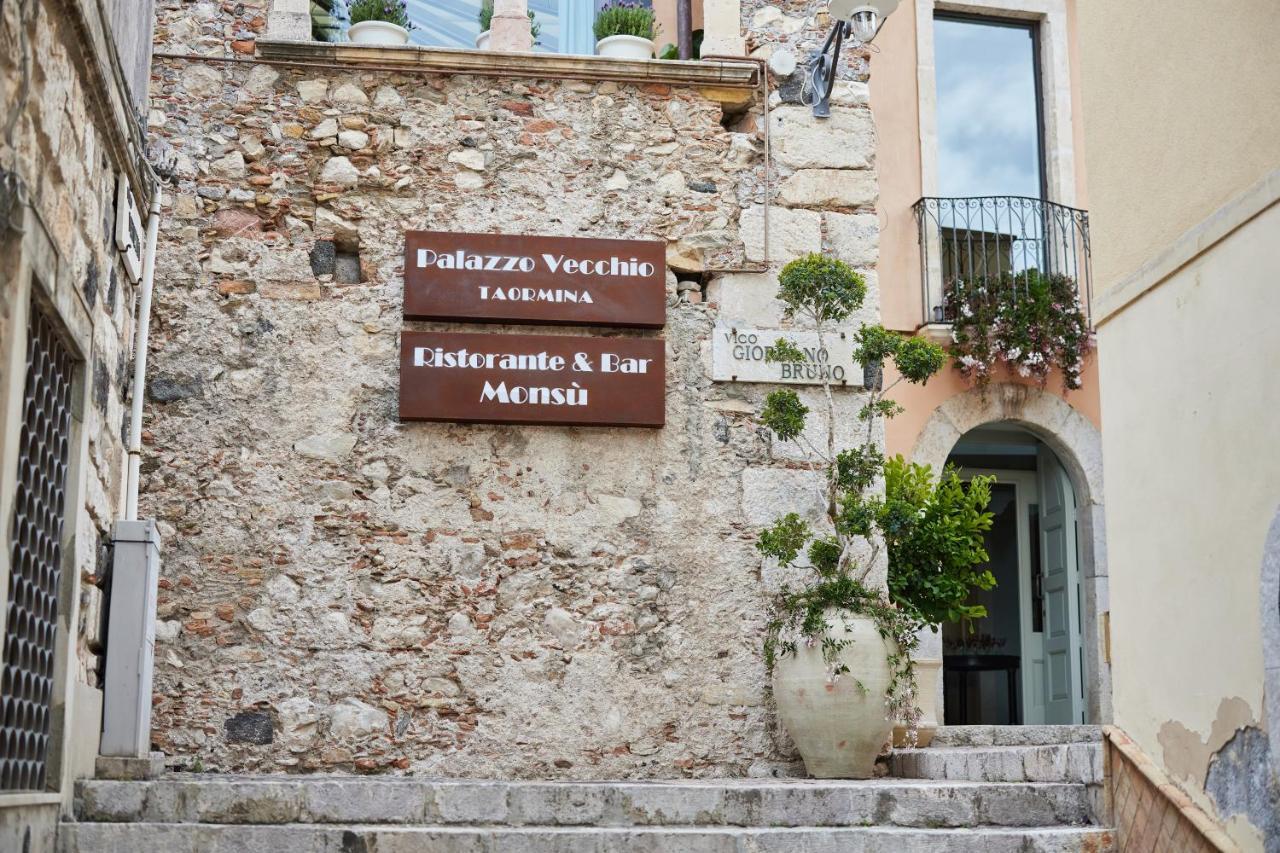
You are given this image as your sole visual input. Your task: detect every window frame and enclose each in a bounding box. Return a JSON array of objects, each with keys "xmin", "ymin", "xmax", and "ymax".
[
  {"xmin": 915, "ymin": 0, "xmax": 1078, "ymax": 207},
  {"xmin": 931, "ymin": 10, "xmax": 1049, "ymax": 202}
]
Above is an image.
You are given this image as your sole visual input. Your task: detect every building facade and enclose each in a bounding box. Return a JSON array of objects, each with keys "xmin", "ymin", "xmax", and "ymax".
[
  {"xmin": 0, "ymin": 0, "xmax": 157, "ymax": 849},
  {"xmin": 1078, "ymin": 0, "xmax": 1280, "ymax": 849},
  {"xmin": 1, "ymin": 0, "xmax": 1273, "ymax": 850}
]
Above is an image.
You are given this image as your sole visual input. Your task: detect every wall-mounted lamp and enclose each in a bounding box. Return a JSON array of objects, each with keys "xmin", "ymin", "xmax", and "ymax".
[{"xmin": 802, "ymin": 0, "xmax": 899, "ymax": 117}]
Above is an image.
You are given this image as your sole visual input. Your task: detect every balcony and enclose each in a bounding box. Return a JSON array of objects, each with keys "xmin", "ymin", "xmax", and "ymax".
[{"xmin": 913, "ymin": 196, "xmax": 1092, "ymax": 332}]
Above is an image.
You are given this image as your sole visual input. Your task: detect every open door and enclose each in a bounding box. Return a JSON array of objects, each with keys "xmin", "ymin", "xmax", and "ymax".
[{"xmin": 1037, "ymin": 446, "xmax": 1084, "ymax": 724}]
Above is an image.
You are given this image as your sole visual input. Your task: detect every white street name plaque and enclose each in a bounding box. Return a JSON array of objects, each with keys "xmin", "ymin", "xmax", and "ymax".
[{"xmin": 711, "ymin": 327, "xmax": 860, "ymax": 386}]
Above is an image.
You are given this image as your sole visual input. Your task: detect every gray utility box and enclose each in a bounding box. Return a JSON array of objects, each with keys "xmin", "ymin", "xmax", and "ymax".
[{"xmin": 101, "ymin": 519, "xmax": 162, "ymax": 757}]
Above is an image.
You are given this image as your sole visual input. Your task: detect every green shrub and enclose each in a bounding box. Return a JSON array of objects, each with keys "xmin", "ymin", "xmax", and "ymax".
[
  {"xmin": 594, "ymin": 2, "xmax": 658, "ymax": 40},
  {"xmin": 756, "ymin": 253, "xmax": 951, "ymax": 734},
  {"xmin": 882, "ymin": 457, "xmax": 996, "ymax": 626}
]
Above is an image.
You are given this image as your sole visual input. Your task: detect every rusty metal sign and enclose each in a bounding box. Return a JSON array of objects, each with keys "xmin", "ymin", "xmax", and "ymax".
[
  {"xmin": 403, "ymin": 231, "xmax": 666, "ymax": 328},
  {"xmin": 399, "ymin": 331, "xmax": 665, "ymax": 427}
]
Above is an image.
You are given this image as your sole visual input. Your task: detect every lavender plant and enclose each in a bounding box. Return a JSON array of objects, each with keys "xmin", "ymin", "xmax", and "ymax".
[
  {"xmin": 593, "ymin": 1, "xmax": 658, "ymax": 40},
  {"xmin": 347, "ymin": 0, "xmax": 412, "ymax": 29}
]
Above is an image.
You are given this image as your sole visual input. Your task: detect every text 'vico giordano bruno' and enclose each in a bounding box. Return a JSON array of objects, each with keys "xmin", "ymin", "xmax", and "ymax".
[{"xmin": 411, "ymin": 346, "xmax": 654, "ymax": 408}]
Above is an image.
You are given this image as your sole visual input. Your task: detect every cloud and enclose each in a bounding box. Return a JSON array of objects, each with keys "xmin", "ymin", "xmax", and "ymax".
[{"xmin": 934, "ymin": 18, "xmax": 1042, "ymax": 199}]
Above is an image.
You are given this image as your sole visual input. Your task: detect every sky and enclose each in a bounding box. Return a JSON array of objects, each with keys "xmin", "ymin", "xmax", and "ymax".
[{"xmin": 934, "ymin": 17, "xmax": 1044, "ymax": 200}]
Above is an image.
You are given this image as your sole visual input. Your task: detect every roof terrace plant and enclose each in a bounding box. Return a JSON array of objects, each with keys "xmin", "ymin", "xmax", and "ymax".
[{"xmin": 593, "ymin": 2, "xmax": 659, "ymax": 41}]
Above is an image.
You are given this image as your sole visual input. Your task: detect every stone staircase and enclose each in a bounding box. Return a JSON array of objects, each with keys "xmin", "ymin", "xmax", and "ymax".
[{"xmin": 60, "ymin": 726, "xmax": 1115, "ymax": 852}]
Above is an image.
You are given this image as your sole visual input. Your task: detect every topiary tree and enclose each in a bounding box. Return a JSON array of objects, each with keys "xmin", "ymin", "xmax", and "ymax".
[{"xmin": 755, "ymin": 253, "xmax": 949, "ymax": 731}]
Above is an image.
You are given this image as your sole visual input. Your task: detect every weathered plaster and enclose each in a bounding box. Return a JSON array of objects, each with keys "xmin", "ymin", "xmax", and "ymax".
[
  {"xmin": 1205, "ymin": 726, "xmax": 1278, "ymax": 853},
  {"xmin": 1157, "ymin": 696, "xmax": 1256, "ymax": 790}
]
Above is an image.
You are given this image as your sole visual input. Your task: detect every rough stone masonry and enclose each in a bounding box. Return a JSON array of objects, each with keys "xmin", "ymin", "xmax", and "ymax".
[{"xmin": 143, "ymin": 0, "xmax": 881, "ymax": 778}]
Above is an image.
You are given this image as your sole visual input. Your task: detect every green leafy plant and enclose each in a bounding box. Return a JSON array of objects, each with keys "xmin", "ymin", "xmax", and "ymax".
[
  {"xmin": 882, "ymin": 457, "xmax": 996, "ymax": 626},
  {"xmin": 658, "ymin": 28, "xmax": 703, "ymax": 59},
  {"xmin": 594, "ymin": 2, "xmax": 658, "ymax": 40},
  {"xmin": 478, "ymin": 0, "xmax": 542, "ymax": 42},
  {"xmin": 756, "ymin": 253, "xmax": 949, "ymax": 734},
  {"xmin": 347, "ymin": 0, "xmax": 411, "ymax": 29},
  {"xmin": 945, "ymin": 270, "xmax": 1094, "ymax": 391}
]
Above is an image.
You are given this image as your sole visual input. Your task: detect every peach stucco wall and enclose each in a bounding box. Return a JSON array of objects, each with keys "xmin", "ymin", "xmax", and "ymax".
[
  {"xmin": 884, "ymin": 356, "xmax": 1099, "ymax": 459},
  {"xmin": 868, "ymin": 0, "xmax": 1098, "ymax": 459},
  {"xmin": 869, "ymin": 0, "xmax": 924, "ymax": 334}
]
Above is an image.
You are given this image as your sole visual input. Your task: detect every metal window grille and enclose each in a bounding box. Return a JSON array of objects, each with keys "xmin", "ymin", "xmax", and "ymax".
[
  {"xmin": 1, "ymin": 303, "xmax": 74, "ymax": 791},
  {"xmin": 913, "ymin": 196, "xmax": 1092, "ymax": 328}
]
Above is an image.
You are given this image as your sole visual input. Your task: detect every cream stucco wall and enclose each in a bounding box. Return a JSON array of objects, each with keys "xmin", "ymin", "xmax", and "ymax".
[
  {"xmin": 1098, "ymin": 196, "xmax": 1279, "ymax": 851},
  {"xmin": 1077, "ymin": 0, "xmax": 1280, "ymax": 293}
]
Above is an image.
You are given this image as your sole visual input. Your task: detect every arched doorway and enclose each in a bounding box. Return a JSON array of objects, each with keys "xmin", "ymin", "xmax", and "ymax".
[{"xmin": 912, "ymin": 385, "xmax": 1110, "ymax": 724}]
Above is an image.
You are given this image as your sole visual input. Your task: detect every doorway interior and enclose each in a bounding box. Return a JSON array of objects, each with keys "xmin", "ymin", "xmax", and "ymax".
[{"xmin": 941, "ymin": 423, "xmax": 1087, "ymax": 725}]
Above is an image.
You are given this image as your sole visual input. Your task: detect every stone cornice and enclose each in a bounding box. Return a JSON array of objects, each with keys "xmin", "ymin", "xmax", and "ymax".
[{"xmin": 254, "ymin": 40, "xmax": 760, "ymax": 92}]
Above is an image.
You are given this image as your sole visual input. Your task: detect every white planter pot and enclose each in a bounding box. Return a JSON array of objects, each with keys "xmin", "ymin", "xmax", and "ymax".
[
  {"xmin": 475, "ymin": 30, "xmax": 491, "ymax": 50},
  {"xmin": 893, "ymin": 658, "xmax": 942, "ymax": 748},
  {"xmin": 595, "ymin": 34, "xmax": 654, "ymax": 60},
  {"xmin": 773, "ymin": 609, "xmax": 895, "ymax": 778},
  {"xmin": 348, "ymin": 21, "xmax": 410, "ymax": 46}
]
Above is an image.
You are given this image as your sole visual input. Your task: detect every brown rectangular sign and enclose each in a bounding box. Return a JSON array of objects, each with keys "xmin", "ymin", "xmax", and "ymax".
[
  {"xmin": 403, "ymin": 231, "xmax": 666, "ymax": 328},
  {"xmin": 399, "ymin": 331, "xmax": 665, "ymax": 427}
]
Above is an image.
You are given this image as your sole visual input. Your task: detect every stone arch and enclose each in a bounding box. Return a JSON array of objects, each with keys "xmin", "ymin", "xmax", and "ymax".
[
  {"xmin": 910, "ymin": 384, "xmax": 1111, "ymax": 724},
  {"xmin": 1263, "ymin": 508, "xmax": 1280, "ymax": 777}
]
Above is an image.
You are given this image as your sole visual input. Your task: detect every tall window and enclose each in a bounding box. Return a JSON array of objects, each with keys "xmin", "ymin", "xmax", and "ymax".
[
  {"xmin": 933, "ymin": 15, "xmax": 1045, "ymax": 199},
  {"xmin": 407, "ymin": 0, "xmax": 600, "ymax": 53}
]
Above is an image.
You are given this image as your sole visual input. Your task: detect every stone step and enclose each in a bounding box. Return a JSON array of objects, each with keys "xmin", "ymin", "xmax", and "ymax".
[
  {"xmin": 930, "ymin": 726, "xmax": 1103, "ymax": 748},
  {"xmin": 74, "ymin": 777, "xmax": 1099, "ymax": 829},
  {"xmin": 890, "ymin": 743, "xmax": 1104, "ymax": 784},
  {"xmin": 58, "ymin": 822, "xmax": 1118, "ymax": 853}
]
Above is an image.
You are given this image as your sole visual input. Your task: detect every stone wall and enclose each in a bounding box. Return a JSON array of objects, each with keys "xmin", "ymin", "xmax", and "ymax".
[
  {"xmin": 1, "ymin": 0, "xmax": 150, "ymax": 846},
  {"xmin": 143, "ymin": 2, "xmax": 882, "ymax": 778}
]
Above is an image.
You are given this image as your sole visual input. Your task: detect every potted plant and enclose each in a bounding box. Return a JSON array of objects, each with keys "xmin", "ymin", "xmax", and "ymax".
[
  {"xmin": 347, "ymin": 0, "xmax": 412, "ymax": 46},
  {"xmin": 476, "ymin": 0, "xmax": 541, "ymax": 50},
  {"xmin": 594, "ymin": 1, "xmax": 658, "ymax": 59},
  {"xmin": 882, "ymin": 458, "xmax": 996, "ymax": 746},
  {"xmin": 755, "ymin": 253, "xmax": 947, "ymax": 778}
]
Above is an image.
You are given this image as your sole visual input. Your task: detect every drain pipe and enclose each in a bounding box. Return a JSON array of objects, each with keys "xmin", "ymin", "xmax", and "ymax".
[
  {"xmin": 125, "ymin": 195, "xmax": 161, "ymax": 520},
  {"xmin": 102, "ymin": 194, "xmax": 164, "ymax": 764}
]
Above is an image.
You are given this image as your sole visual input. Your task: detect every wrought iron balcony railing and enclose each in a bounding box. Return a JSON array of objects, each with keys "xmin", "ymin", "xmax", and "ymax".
[{"xmin": 913, "ymin": 196, "xmax": 1092, "ymax": 328}]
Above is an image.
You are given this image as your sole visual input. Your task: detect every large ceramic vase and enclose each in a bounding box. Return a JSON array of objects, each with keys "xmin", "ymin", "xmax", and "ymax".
[
  {"xmin": 595, "ymin": 34, "xmax": 654, "ymax": 59},
  {"xmin": 348, "ymin": 21, "xmax": 410, "ymax": 45},
  {"xmin": 773, "ymin": 608, "xmax": 895, "ymax": 778},
  {"xmin": 893, "ymin": 657, "xmax": 942, "ymax": 748}
]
